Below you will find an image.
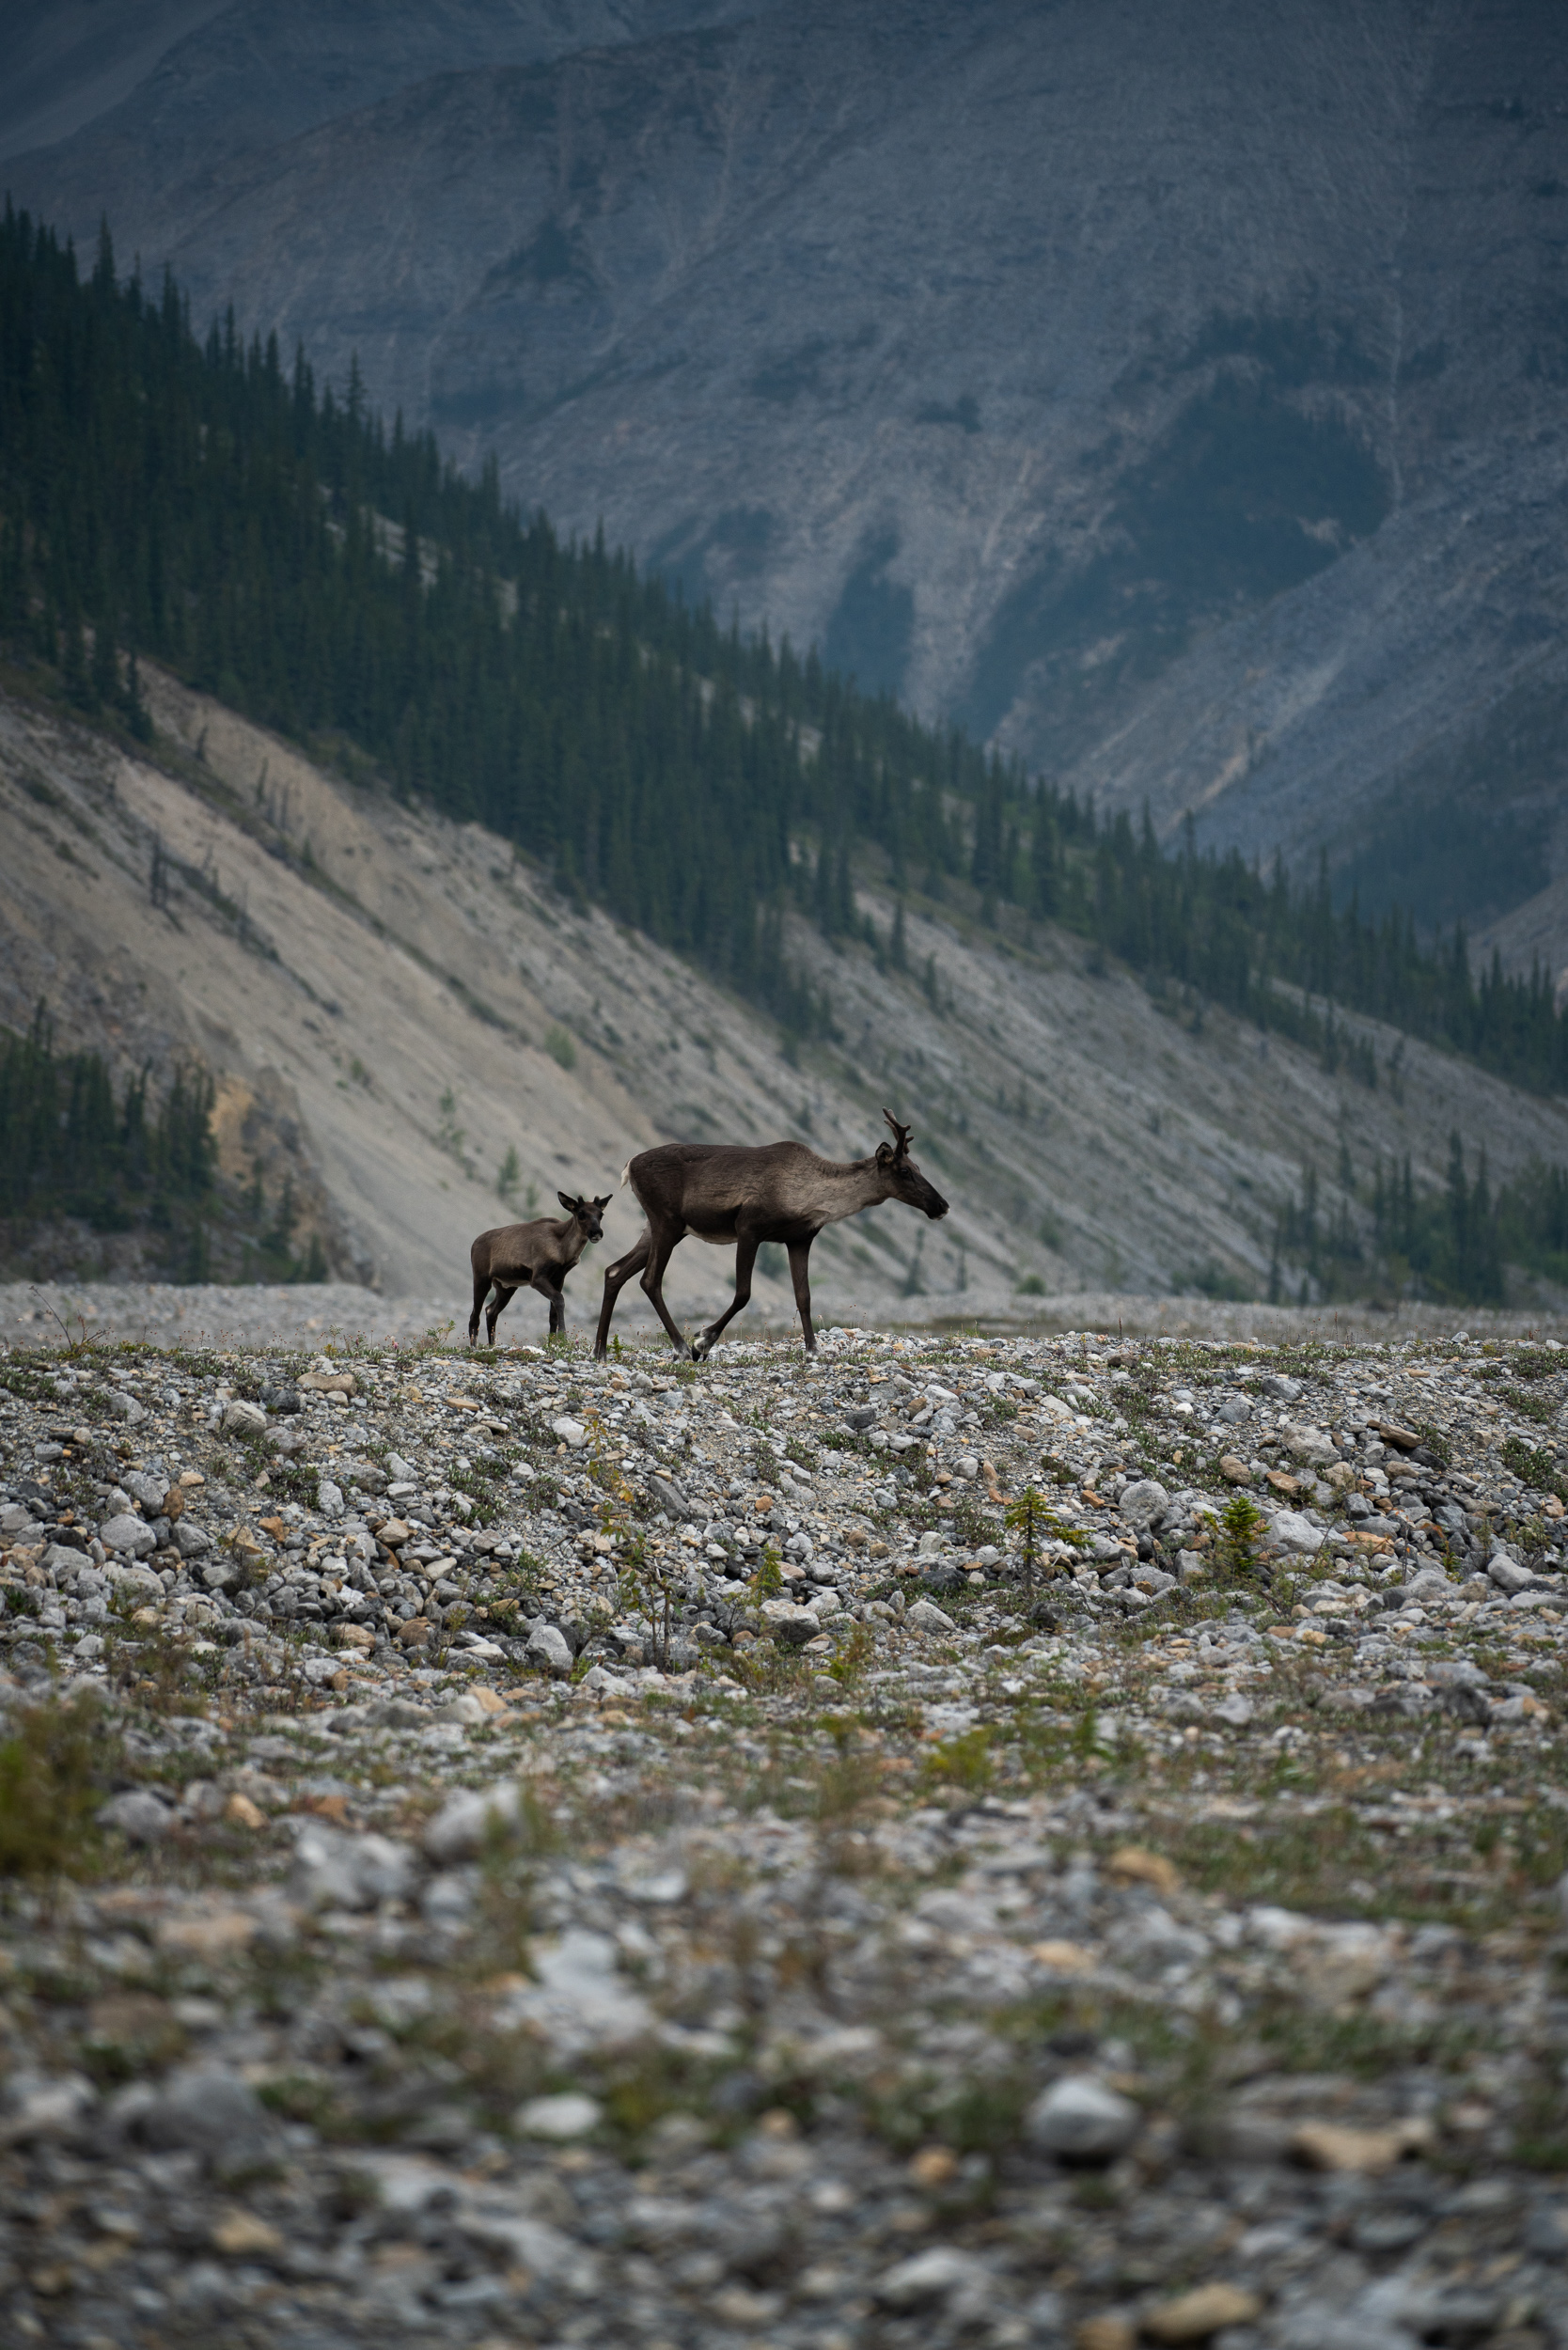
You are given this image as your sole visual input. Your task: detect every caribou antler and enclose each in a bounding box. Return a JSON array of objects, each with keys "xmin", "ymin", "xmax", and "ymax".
[{"xmin": 882, "ymin": 1108, "xmax": 913, "ymax": 1155}]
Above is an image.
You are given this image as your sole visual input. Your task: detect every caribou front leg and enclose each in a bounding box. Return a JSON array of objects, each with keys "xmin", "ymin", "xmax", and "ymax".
[
  {"xmin": 694, "ymin": 1233, "xmax": 759, "ymax": 1360},
  {"xmin": 787, "ymin": 1237, "xmax": 817, "ymax": 1355}
]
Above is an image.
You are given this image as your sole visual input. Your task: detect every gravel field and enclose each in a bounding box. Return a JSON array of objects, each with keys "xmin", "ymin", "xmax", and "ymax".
[
  {"xmin": 4, "ymin": 1280, "xmax": 1563, "ymax": 1352},
  {"xmin": 4, "ymin": 1317, "xmax": 1568, "ymax": 2349}
]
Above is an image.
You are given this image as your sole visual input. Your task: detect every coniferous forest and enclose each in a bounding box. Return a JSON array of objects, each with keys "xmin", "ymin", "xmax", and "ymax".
[
  {"xmin": 2, "ymin": 204, "xmax": 1567, "ymax": 1093},
  {"xmin": 2, "ymin": 206, "xmax": 1567, "ymax": 1303}
]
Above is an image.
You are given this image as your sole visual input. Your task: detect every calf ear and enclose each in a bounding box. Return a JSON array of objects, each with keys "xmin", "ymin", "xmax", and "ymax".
[
  {"xmin": 557, "ymin": 1191, "xmax": 579, "ymax": 1213},
  {"xmin": 594, "ymin": 1194, "xmax": 613, "ymax": 1210}
]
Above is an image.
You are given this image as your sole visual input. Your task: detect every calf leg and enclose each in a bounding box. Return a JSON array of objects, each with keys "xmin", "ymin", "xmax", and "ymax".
[
  {"xmin": 595, "ymin": 1230, "xmax": 651, "ymax": 1358},
  {"xmin": 485, "ymin": 1283, "xmax": 518, "ymax": 1347},
  {"xmin": 533, "ymin": 1273, "xmax": 568, "ymax": 1336},
  {"xmin": 468, "ymin": 1268, "xmax": 493, "ymax": 1347},
  {"xmin": 695, "ymin": 1234, "xmax": 759, "ymax": 1359},
  {"xmin": 787, "ymin": 1238, "xmax": 817, "ymax": 1355}
]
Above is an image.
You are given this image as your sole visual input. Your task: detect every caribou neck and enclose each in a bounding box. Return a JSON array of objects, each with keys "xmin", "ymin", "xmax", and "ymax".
[{"xmin": 813, "ymin": 1152, "xmax": 895, "ymax": 1227}]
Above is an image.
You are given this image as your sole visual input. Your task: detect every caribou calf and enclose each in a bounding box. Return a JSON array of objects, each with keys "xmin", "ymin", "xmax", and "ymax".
[
  {"xmin": 468, "ymin": 1192, "xmax": 611, "ymax": 1347},
  {"xmin": 594, "ymin": 1111, "xmax": 948, "ymax": 1360}
]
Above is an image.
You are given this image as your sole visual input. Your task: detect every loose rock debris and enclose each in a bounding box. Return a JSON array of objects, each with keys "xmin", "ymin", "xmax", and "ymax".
[{"xmin": 3, "ymin": 1320, "xmax": 1568, "ymax": 2347}]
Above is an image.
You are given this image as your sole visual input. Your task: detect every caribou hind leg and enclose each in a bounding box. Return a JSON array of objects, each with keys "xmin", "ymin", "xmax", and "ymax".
[
  {"xmin": 640, "ymin": 1226, "xmax": 695, "ymax": 1356},
  {"xmin": 694, "ymin": 1233, "xmax": 759, "ymax": 1360},
  {"xmin": 535, "ymin": 1273, "xmax": 568, "ymax": 1336},
  {"xmin": 595, "ymin": 1230, "xmax": 651, "ymax": 1358},
  {"xmin": 484, "ymin": 1282, "xmax": 518, "ymax": 1347},
  {"xmin": 469, "ymin": 1269, "xmax": 494, "ymax": 1347},
  {"xmin": 787, "ymin": 1238, "xmax": 818, "ymax": 1355}
]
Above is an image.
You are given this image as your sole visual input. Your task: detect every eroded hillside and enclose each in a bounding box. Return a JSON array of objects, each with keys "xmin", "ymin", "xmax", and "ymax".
[{"xmin": 2, "ymin": 667, "xmax": 1566, "ymax": 1329}]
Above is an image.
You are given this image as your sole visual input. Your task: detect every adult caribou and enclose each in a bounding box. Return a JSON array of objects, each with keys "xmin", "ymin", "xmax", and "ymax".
[
  {"xmin": 468, "ymin": 1192, "xmax": 612, "ymax": 1347},
  {"xmin": 594, "ymin": 1112, "xmax": 949, "ymax": 1361}
]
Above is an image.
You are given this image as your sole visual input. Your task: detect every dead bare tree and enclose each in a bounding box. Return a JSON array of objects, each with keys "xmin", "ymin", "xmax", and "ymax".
[
  {"xmin": 468, "ymin": 1192, "xmax": 611, "ymax": 1346},
  {"xmin": 594, "ymin": 1111, "xmax": 948, "ymax": 1360}
]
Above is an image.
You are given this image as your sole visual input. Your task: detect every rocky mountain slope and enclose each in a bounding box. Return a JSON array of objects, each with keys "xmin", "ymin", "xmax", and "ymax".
[
  {"xmin": 4, "ymin": 1315, "xmax": 1568, "ymax": 2345},
  {"xmin": 3, "ymin": 665, "xmax": 1567, "ymax": 1325},
  {"xmin": 6, "ymin": 0, "xmax": 1567, "ymax": 944}
]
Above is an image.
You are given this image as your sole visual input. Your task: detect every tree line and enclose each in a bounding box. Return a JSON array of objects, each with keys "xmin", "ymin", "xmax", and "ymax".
[
  {"xmin": 1, "ymin": 201, "xmax": 1565, "ymax": 1100},
  {"xmin": 0, "ymin": 1006, "xmax": 327, "ymax": 1283},
  {"xmin": 0, "ymin": 1004, "xmax": 212, "ymax": 1257},
  {"xmin": 1269, "ymin": 1134, "xmax": 1568, "ymax": 1307}
]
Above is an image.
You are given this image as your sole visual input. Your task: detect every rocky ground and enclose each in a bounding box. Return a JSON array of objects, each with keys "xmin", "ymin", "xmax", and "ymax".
[{"xmin": 4, "ymin": 1317, "xmax": 1568, "ymax": 2348}]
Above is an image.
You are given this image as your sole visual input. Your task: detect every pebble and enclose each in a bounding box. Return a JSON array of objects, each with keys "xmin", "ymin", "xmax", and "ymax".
[{"xmin": 1027, "ymin": 2075, "xmax": 1143, "ymax": 2159}]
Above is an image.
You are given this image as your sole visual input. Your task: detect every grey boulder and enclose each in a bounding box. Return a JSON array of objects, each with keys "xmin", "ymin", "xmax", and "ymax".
[
  {"xmin": 100, "ymin": 1512, "xmax": 156, "ymax": 1557},
  {"xmin": 1118, "ymin": 1478, "xmax": 1168, "ymax": 1527},
  {"xmin": 100, "ymin": 1790, "xmax": 174, "ymax": 1844},
  {"xmin": 140, "ymin": 2064, "xmax": 274, "ymax": 2170},
  {"xmin": 423, "ymin": 1779, "xmax": 531, "ymax": 1865},
  {"xmin": 290, "ymin": 1823, "xmax": 415, "ymax": 1911}
]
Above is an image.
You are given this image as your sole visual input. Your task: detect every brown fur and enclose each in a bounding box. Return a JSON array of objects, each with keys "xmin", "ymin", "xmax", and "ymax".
[
  {"xmin": 468, "ymin": 1192, "xmax": 611, "ymax": 1346},
  {"xmin": 594, "ymin": 1111, "xmax": 948, "ymax": 1359}
]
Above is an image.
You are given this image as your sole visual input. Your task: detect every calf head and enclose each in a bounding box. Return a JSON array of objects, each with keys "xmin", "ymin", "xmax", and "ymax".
[
  {"xmin": 559, "ymin": 1191, "xmax": 612, "ymax": 1244},
  {"xmin": 875, "ymin": 1110, "xmax": 949, "ymax": 1220}
]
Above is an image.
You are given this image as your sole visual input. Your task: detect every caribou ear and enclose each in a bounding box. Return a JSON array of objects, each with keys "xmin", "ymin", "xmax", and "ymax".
[
  {"xmin": 557, "ymin": 1192, "xmax": 578, "ymax": 1214},
  {"xmin": 875, "ymin": 1141, "xmax": 894, "ymax": 1165},
  {"xmin": 594, "ymin": 1194, "xmax": 612, "ymax": 1210}
]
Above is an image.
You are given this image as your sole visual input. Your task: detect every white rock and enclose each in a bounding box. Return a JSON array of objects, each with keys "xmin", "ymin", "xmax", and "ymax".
[
  {"xmin": 876, "ymin": 2247, "xmax": 992, "ymax": 2311},
  {"xmin": 221, "ymin": 1399, "xmax": 268, "ymax": 1436},
  {"xmin": 515, "ymin": 2092, "xmax": 603, "ymax": 2140},
  {"xmin": 1489, "ymin": 1552, "xmax": 1534, "ymax": 1594},
  {"xmin": 552, "ymin": 1417, "xmax": 588, "ymax": 1447},
  {"xmin": 108, "ymin": 1390, "xmax": 147, "ymax": 1425},
  {"xmin": 386, "ymin": 1453, "xmax": 417, "ymax": 1482},
  {"xmin": 1027, "ymin": 2075, "xmax": 1141, "ymax": 2159},
  {"xmin": 435, "ymin": 1691, "xmax": 490, "ymax": 1725},
  {"xmin": 1266, "ymin": 1510, "xmax": 1325, "ymax": 1556},
  {"xmin": 0, "ymin": 2072, "xmax": 96, "ymax": 2145},
  {"xmin": 175, "ymin": 1520, "xmax": 214, "ymax": 1559},
  {"xmin": 808, "ymin": 1588, "xmax": 842, "ymax": 1620},
  {"xmin": 906, "ymin": 1597, "xmax": 957, "ymax": 1634},
  {"xmin": 579, "ymin": 1663, "xmax": 633, "ymax": 1697},
  {"xmin": 526, "ymin": 1621, "xmax": 575, "ymax": 1675},
  {"xmin": 494, "ymin": 1928, "xmax": 653, "ymax": 2052}
]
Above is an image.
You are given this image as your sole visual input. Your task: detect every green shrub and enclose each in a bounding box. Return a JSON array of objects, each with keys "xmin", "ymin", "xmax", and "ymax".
[{"xmin": 0, "ymin": 1693, "xmax": 118, "ymax": 1876}]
